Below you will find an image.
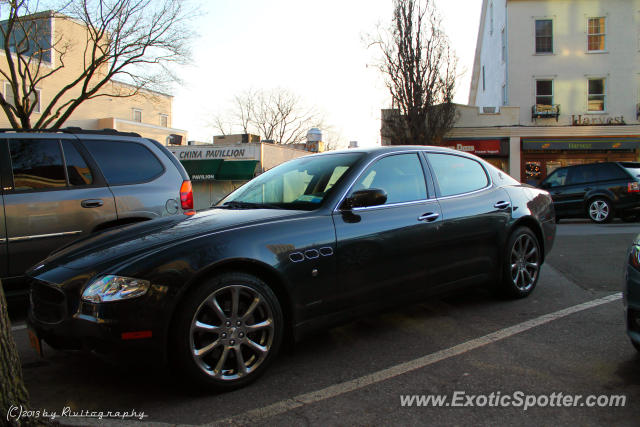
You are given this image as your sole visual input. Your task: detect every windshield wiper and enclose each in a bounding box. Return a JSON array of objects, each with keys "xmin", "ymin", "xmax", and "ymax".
[{"xmin": 218, "ymin": 201, "xmax": 282, "ymax": 210}]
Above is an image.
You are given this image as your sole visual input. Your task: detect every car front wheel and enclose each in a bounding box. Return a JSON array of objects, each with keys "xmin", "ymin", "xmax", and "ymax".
[
  {"xmin": 499, "ymin": 227, "xmax": 541, "ymax": 298},
  {"xmin": 588, "ymin": 198, "xmax": 613, "ymax": 223},
  {"xmin": 172, "ymin": 272, "xmax": 283, "ymax": 391}
]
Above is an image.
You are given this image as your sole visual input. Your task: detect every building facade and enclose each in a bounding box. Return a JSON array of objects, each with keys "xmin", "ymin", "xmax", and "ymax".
[
  {"xmin": 466, "ymin": 0, "xmax": 640, "ymax": 183},
  {"xmin": 0, "ymin": 12, "xmax": 186, "ymax": 144}
]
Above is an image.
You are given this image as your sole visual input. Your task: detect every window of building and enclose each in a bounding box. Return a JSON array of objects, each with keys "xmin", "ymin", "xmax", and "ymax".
[
  {"xmin": 427, "ymin": 153, "xmax": 488, "ymax": 197},
  {"xmin": 4, "ymin": 83, "xmax": 40, "ymax": 113},
  {"xmin": 482, "ymin": 66, "xmax": 486, "ymax": 92},
  {"xmin": 587, "ymin": 17, "xmax": 606, "ymax": 51},
  {"xmin": 535, "ymin": 80, "xmax": 553, "ymax": 106},
  {"xmin": 501, "ymin": 27, "xmax": 506, "ymax": 62},
  {"xmin": 160, "ymin": 114, "xmax": 168, "ymax": 128},
  {"xmin": 133, "ymin": 108, "xmax": 142, "ymax": 122},
  {"xmin": 0, "ymin": 18, "xmax": 52, "ymax": 63},
  {"xmin": 535, "ymin": 19, "xmax": 553, "ymax": 53},
  {"xmin": 502, "ymin": 84, "xmax": 507, "ymax": 106},
  {"xmin": 588, "ymin": 78, "xmax": 606, "ymax": 111},
  {"xmin": 489, "ymin": 2, "xmax": 494, "ymax": 35}
]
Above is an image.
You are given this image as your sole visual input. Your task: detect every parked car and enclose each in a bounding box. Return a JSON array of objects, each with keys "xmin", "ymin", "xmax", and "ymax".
[
  {"xmin": 625, "ymin": 235, "xmax": 640, "ymax": 352},
  {"xmin": 27, "ymin": 146, "xmax": 556, "ymax": 391},
  {"xmin": 538, "ymin": 162, "xmax": 640, "ymax": 223},
  {"xmin": 0, "ymin": 128, "xmax": 193, "ymax": 296}
]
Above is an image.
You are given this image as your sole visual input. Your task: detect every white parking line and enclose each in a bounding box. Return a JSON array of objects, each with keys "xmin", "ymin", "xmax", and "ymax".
[
  {"xmin": 11, "ymin": 323, "xmax": 27, "ymax": 331},
  {"xmin": 212, "ymin": 293, "xmax": 623, "ymax": 426}
]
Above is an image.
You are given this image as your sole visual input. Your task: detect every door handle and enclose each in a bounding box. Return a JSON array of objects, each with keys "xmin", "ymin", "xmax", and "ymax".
[
  {"xmin": 81, "ymin": 199, "xmax": 104, "ymax": 208},
  {"xmin": 418, "ymin": 212, "xmax": 440, "ymax": 222},
  {"xmin": 584, "ymin": 187, "xmax": 592, "ymax": 191},
  {"xmin": 494, "ymin": 201, "xmax": 511, "ymax": 210}
]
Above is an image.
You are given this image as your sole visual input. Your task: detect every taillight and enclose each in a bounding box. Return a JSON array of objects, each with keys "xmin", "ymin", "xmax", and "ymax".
[
  {"xmin": 628, "ymin": 182, "xmax": 640, "ymax": 193},
  {"xmin": 180, "ymin": 180, "xmax": 195, "ymax": 214}
]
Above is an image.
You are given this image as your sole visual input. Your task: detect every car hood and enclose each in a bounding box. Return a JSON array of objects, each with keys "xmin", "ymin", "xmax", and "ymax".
[{"xmin": 28, "ymin": 208, "xmax": 306, "ymax": 275}]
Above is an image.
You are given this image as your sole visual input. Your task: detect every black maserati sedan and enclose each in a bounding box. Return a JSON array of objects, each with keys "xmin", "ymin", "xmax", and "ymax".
[{"xmin": 27, "ymin": 146, "xmax": 556, "ymax": 391}]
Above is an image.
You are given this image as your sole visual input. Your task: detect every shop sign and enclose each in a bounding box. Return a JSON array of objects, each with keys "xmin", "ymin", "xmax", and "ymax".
[
  {"xmin": 443, "ymin": 139, "xmax": 503, "ymax": 155},
  {"xmin": 169, "ymin": 145, "xmax": 259, "ymax": 161},
  {"xmin": 522, "ymin": 138, "xmax": 640, "ymax": 150},
  {"xmin": 571, "ymin": 115, "xmax": 626, "ymax": 126}
]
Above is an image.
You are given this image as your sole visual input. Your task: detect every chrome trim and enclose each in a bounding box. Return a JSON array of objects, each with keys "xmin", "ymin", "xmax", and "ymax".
[
  {"xmin": 432, "ymin": 184, "xmax": 494, "ymax": 201},
  {"xmin": 333, "ymin": 150, "xmax": 434, "ymax": 213},
  {"xmin": 304, "ymin": 249, "xmax": 320, "ymax": 260},
  {"xmin": 351, "ymin": 199, "xmax": 434, "ymax": 212},
  {"xmin": 8, "ymin": 230, "xmax": 82, "ymax": 242}
]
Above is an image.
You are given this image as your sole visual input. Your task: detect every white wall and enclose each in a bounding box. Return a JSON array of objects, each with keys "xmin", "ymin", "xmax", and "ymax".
[
  {"xmin": 473, "ymin": 0, "xmax": 508, "ymax": 108},
  {"xmin": 507, "ymin": 0, "xmax": 640, "ymax": 125}
]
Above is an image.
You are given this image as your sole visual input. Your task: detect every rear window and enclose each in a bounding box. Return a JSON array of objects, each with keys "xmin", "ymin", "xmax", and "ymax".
[
  {"xmin": 621, "ymin": 162, "xmax": 640, "ymax": 179},
  {"xmin": 82, "ymin": 140, "xmax": 164, "ymax": 185}
]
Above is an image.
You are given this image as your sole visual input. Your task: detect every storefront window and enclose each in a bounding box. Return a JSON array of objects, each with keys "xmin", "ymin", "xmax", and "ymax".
[{"xmin": 524, "ymin": 161, "xmax": 542, "ymax": 185}]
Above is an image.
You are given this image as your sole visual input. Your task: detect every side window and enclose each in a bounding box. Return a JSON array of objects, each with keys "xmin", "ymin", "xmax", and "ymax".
[
  {"xmin": 351, "ymin": 153, "xmax": 427, "ymax": 205},
  {"xmin": 566, "ymin": 165, "xmax": 596, "ymax": 185},
  {"xmin": 9, "ymin": 139, "xmax": 66, "ymax": 191},
  {"xmin": 595, "ymin": 163, "xmax": 628, "ymax": 181},
  {"xmin": 427, "ymin": 153, "xmax": 489, "ymax": 197},
  {"xmin": 62, "ymin": 141, "xmax": 93, "ymax": 186},
  {"xmin": 544, "ymin": 168, "xmax": 567, "ymax": 188},
  {"xmin": 82, "ymin": 140, "xmax": 164, "ymax": 185}
]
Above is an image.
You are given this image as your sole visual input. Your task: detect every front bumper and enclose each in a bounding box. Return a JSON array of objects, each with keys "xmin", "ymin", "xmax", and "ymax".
[{"xmin": 27, "ymin": 278, "xmax": 168, "ymax": 366}]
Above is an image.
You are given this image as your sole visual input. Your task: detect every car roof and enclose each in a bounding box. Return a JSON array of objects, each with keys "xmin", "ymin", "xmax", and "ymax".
[{"xmin": 315, "ymin": 145, "xmax": 471, "ymax": 157}]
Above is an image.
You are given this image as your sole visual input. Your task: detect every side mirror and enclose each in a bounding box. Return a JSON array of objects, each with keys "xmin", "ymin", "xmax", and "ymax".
[{"xmin": 342, "ymin": 188, "xmax": 387, "ymax": 210}]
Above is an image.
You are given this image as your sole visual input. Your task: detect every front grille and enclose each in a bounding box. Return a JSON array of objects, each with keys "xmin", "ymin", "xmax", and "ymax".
[{"xmin": 31, "ymin": 280, "xmax": 67, "ymax": 324}]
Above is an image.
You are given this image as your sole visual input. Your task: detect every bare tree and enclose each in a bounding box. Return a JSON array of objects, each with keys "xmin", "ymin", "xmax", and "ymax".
[
  {"xmin": 0, "ymin": 0, "xmax": 193, "ymax": 129},
  {"xmin": 372, "ymin": 0, "xmax": 457, "ymax": 146},
  {"xmin": 211, "ymin": 88, "xmax": 324, "ymax": 145}
]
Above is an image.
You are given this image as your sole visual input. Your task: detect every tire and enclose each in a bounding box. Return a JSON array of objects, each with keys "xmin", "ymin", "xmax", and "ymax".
[
  {"xmin": 171, "ymin": 272, "xmax": 283, "ymax": 391},
  {"xmin": 587, "ymin": 198, "xmax": 613, "ymax": 223},
  {"xmin": 499, "ymin": 227, "xmax": 541, "ymax": 299},
  {"xmin": 632, "ymin": 339, "xmax": 640, "ymax": 353}
]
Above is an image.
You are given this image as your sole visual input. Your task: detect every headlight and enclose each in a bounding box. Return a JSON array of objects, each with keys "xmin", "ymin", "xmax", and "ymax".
[{"xmin": 82, "ymin": 275, "xmax": 150, "ymax": 303}]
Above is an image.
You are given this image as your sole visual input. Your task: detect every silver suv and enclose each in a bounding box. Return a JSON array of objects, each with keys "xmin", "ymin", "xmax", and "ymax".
[{"xmin": 0, "ymin": 128, "xmax": 193, "ymax": 296}]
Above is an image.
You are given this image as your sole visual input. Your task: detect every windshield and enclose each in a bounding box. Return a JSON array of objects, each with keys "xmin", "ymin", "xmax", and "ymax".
[{"xmin": 218, "ymin": 152, "xmax": 364, "ymax": 210}]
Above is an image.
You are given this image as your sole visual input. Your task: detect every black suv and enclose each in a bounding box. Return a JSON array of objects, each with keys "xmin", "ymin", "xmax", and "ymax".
[
  {"xmin": 539, "ymin": 162, "xmax": 640, "ymax": 223},
  {"xmin": 1, "ymin": 128, "xmax": 193, "ymax": 295}
]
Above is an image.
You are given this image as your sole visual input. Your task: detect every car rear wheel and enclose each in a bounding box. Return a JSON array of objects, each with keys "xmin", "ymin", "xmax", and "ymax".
[
  {"xmin": 587, "ymin": 198, "xmax": 613, "ymax": 223},
  {"xmin": 171, "ymin": 272, "xmax": 283, "ymax": 391},
  {"xmin": 499, "ymin": 227, "xmax": 541, "ymax": 298}
]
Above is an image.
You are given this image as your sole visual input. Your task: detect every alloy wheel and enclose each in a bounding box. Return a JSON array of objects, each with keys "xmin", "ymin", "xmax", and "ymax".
[
  {"xmin": 189, "ymin": 285, "xmax": 275, "ymax": 381},
  {"xmin": 509, "ymin": 233, "xmax": 539, "ymax": 292},
  {"xmin": 589, "ymin": 199, "xmax": 610, "ymax": 223}
]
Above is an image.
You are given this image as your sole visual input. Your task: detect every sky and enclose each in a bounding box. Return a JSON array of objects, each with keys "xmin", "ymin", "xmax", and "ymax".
[{"xmin": 172, "ymin": 0, "xmax": 483, "ymax": 147}]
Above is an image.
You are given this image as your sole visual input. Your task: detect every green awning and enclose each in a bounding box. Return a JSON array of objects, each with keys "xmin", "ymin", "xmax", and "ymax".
[
  {"xmin": 179, "ymin": 159, "xmax": 259, "ymax": 181},
  {"xmin": 215, "ymin": 160, "xmax": 259, "ymax": 180},
  {"xmin": 180, "ymin": 159, "xmax": 223, "ymax": 181}
]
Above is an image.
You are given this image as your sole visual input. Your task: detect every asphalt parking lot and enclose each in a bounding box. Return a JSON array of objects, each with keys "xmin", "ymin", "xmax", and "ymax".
[{"xmin": 8, "ymin": 220, "xmax": 640, "ymax": 426}]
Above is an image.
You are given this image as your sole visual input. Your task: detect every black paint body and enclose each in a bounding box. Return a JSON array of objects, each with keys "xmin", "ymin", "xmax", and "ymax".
[{"xmin": 27, "ymin": 146, "xmax": 556, "ymax": 366}]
